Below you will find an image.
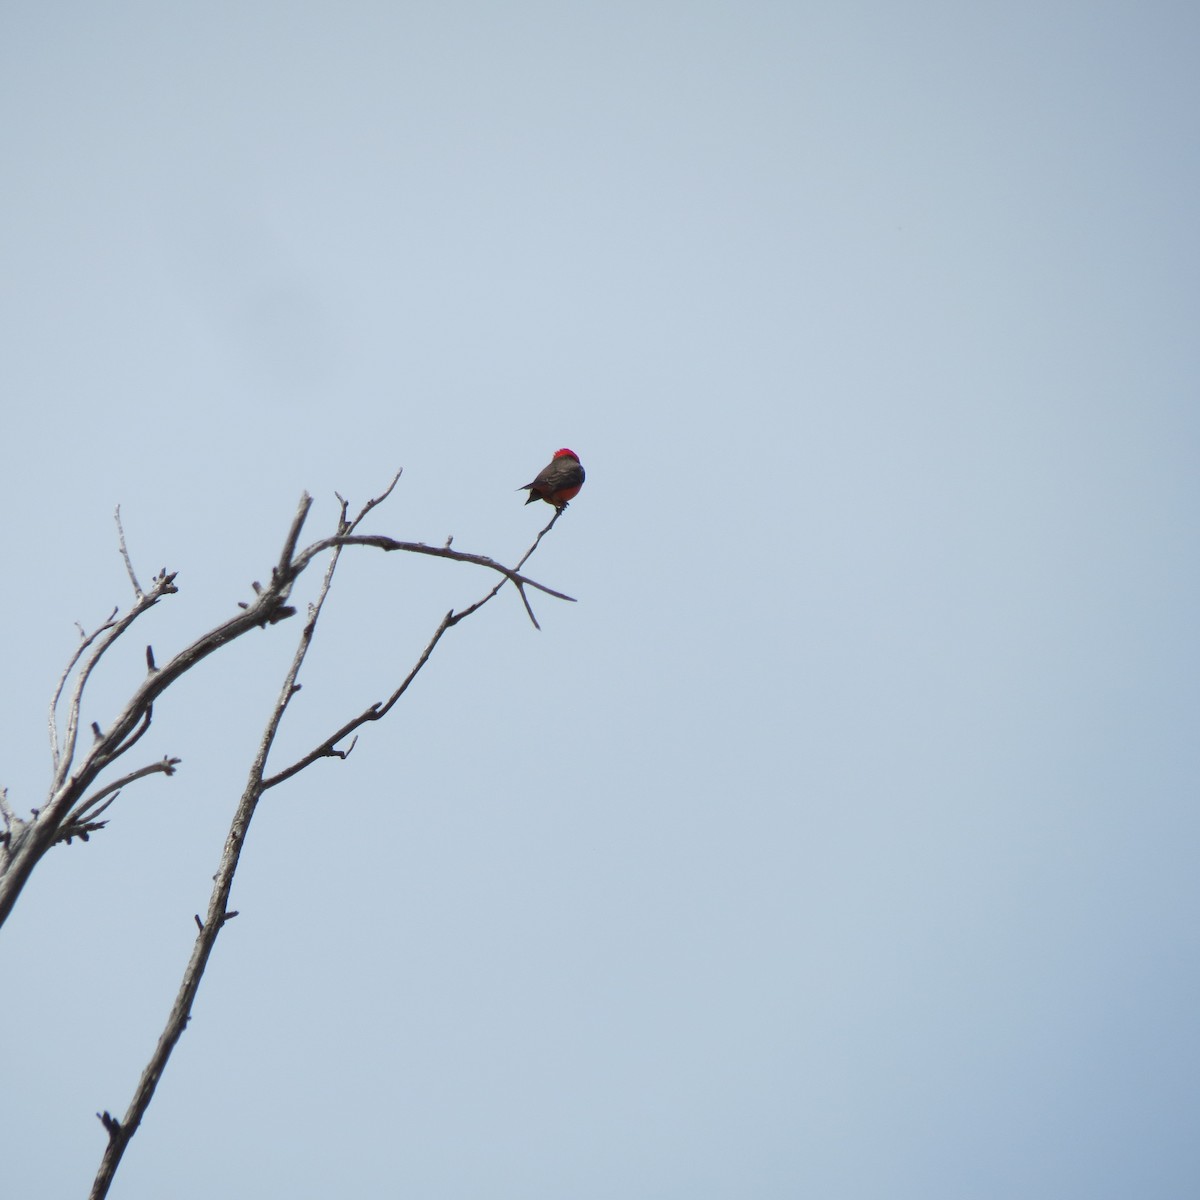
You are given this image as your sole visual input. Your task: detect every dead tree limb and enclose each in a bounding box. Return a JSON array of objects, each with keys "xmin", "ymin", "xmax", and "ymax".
[
  {"xmin": 86, "ymin": 477, "xmax": 572, "ymax": 1198},
  {"xmin": 1, "ymin": 479, "xmax": 571, "ymax": 932},
  {"xmin": 86, "ymin": 492, "xmax": 356, "ymax": 1200},
  {"xmin": 35, "ymin": 475, "xmax": 573, "ymax": 1200}
]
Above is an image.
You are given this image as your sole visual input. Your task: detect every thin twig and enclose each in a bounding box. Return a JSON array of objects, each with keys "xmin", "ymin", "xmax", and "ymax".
[
  {"xmin": 53, "ymin": 579, "xmax": 176, "ymax": 799},
  {"xmin": 294, "ymin": 532, "xmax": 574, "ymax": 597},
  {"xmin": 263, "ymin": 610, "xmax": 454, "ymax": 789},
  {"xmin": 106, "ymin": 706, "xmax": 154, "ymax": 763},
  {"xmin": 450, "ymin": 508, "xmax": 563, "ymax": 624},
  {"xmin": 65, "ymin": 757, "xmax": 181, "ymax": 831},
  {"xmin": 293, "ymin": 533, "xmax": 575, "ymax": 627},
  {"xmin": 114, "ymin": 507, "xmax": 144, "ymax": 599},
  {"xmin": 345, "ymin": 468, "xmax": 403, "ymax": 525},
  {"xmin": 48, "ymin": 610, "xmax": 119, "ymax": 773}
]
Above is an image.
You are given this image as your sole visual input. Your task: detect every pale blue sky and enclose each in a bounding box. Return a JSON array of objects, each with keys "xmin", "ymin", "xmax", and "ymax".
[{"xmin": 3, "ymin": 3, "xmax": 1199, "ymax": 1197}]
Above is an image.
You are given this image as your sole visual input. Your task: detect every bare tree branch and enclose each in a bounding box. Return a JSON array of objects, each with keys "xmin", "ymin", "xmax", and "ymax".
[
  {"xmin": 52, "ymin": 579, "xmax": 177, "ymax": 798},
  {"xmin": 87, "ymin": 474, "xmax": 408, "ymax": 1198},
  {"xmin": 114, "ymin": 506, "xmax": 144, "ymax": 599},
  {"xmin": 48, "ymin": 609, "xmax": 119, "ymax": 775},
  {"xmin": 450, "ymin": 506, "xmax": 565, "ymax": 623},
  {"xmin": 3, "ymin": 482, "xmax": 574, "ymax": 939},
  {"xmin": 0, "ymin": 499, "xmax": 308, "ymax": 930},
  {"xmin": 293, "ymin": 533, "xmax": 576, "ymax": 614},
  {"xmin": 59, "ymin": 756, "xmax": 182, "ymax": 846},
  {"xmin": 107, "ymin": 705, "xmax": 154, "ymax": 763},
  {"xmin": 86, "ymin": 484, "xmax": 576, "ymax": 1198},
  {"xmin": 263, "ymin": 609, "xmax": 454, "ymax": 788},
  {"xmin": 0, "ymin": 464, "xmax": 582, "ymax": 1195},
  {"xmin": 337, "ymin": 467, "xmax": 403, "ymax": 525},
  {"xmin": 265, "ymin": 506, "xmax": 566, "ymax": 786}
]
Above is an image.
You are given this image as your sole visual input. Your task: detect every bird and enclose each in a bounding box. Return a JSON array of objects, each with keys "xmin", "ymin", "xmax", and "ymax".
[{"xmin": 519, "ymin": 448, "xmax": 585, "ymax": 510}]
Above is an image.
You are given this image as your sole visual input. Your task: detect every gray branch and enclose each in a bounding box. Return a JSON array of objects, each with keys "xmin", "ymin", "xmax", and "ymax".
[
  {"xmin": 78, "ymin": 477, "xmax": 573, "ymax": 1199},
  {"xmin": 3, "ymin": 481, "xmax": 572, "ymax": 931}
]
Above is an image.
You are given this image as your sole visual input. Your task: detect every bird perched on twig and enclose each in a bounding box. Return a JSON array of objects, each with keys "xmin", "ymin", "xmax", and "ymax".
[{"xmin": 519, "ymin": 448, "xmax": 585, "ymax": 510}]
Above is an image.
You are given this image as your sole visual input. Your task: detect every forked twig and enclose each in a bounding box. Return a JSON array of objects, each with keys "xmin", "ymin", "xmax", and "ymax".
[
  {"xmin": 64, "ymin": 757, "xmax": 182, "ymax": 835},
  {"xmin": 48, "ymin": 610, "xmax": 118, "ymax": 773}
]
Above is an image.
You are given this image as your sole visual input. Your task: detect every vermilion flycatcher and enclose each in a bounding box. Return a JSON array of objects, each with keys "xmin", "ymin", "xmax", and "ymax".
[{"xmin": 519, "ymin": 448, "xmax": 585, "ymax": 510}]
